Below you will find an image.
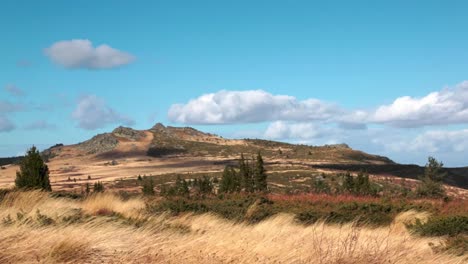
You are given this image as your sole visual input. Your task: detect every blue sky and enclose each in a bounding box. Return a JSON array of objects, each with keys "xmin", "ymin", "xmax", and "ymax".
[{"xmin": 1, "ymin": 0, "xmax": 468, "ymax": 166}]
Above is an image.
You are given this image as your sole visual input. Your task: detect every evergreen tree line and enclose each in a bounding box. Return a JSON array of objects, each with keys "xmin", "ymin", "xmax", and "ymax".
[
  {"xmin": 340, "ymin": 171, "xmax": 377, "ymax": 196},
  {"xmin": 160, "ymin": 175, "xmax": 213, "ymax": 197},
  {"xmin": 219, "ymin": 152, "xmax": 268, "ymax": 193},
  {"xmin": 12, "ymin": 145, "xmax": 446, "ymax": 200}
]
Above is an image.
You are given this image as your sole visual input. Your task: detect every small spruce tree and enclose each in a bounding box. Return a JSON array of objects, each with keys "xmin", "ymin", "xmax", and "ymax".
[
  {"xmin": 15, "ymin": 146, "xmax": 51, "ymax": 191},
  {"xmin": 417, "ymin": 156, "xmax": 446, "ymax": 198},
  {"xmin": 175, "ymin": 176, "xmax": 190, "ymax": 197},
  {"xmin": 93, "ymin": 181, "xmax": 104, "ymax": 193},
  {"xmin": 253, "ymin": 152, "xmax": 267, "ymax": 192},
  {"xmin": 85, "ymin": 182, "xmax": 90, "ymax": 195},
  {"xmin": 142, "ymin": 178, "xmax": 155, "ymax": 196}
]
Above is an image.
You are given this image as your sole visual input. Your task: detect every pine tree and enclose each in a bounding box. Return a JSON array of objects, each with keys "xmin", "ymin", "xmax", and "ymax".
[
  {"xmin": 342, "ymin": 172, "xmax": 354, "ymax": 193},
  {"xmin": 220, "ymin": 166, "xmax": 233, "ymax": 193},
  {"xmin": 239, "ymin": 154, "xmax": 254, "ymax": 192},
  {"xmin": 15, "ymin": 146, "xmax": 51, "ymax": 191},
  {"xmin": 175, "ymin": 176, "xmax": 189, "ymax": 197},
  {"xmin": 354, "ymin": 171, "xmax": 373, "ymax": 195},
  {"xmin": 85, "ymin": 182, "xmax": 90, "ymax": 195},
  {"xmin": 253, "ymin": 152, "xmax": 267, "ymax": 192},
  {"xmin": 142, "ymin": 178, "xmax": 155, "ymax": 196},
  {"xmin": 93, "ymin": 181, "xmax": 104, "ymax": 193},
  {"xmin": 198, "ymin": 176, "xmax": 213, "ymax": 195},
  {"xmin": 417, "ymin": 156, "xmax": 446, "ymax": 198},
  {"xmin": 313, "ymin": 179, "xmax": 331, "ymax": 194}
]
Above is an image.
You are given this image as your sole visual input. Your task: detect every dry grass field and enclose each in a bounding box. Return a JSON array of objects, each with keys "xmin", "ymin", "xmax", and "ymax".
[{"xmin": 0, "ymin": 191, "xmax": 466, "ymax": 264}]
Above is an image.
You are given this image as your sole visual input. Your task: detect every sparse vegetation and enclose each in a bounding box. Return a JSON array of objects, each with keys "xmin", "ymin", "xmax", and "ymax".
[{"xmin": 0, "ymin": 191, "xmax": 466, "ymax": 263}]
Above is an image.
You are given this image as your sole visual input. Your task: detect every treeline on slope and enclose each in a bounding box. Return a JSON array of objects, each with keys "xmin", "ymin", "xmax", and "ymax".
[
  {"xmin": 0, "ymin": 156, "xmax": 23, "ymax": 167},
  {"xmin": 156, "ymin": 153, "xmax": 268, "ymax": 197},
  {"xmin": 10, "ymin": 145, "xmax": 451, "ymax": 202}
]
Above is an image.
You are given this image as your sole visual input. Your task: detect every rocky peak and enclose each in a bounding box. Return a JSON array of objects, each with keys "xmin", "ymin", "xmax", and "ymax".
[
  {"xmin": 324, "ymin": 143, "xmax": 351, "ymax": 149},
  {"xmin": 77, "ymin": 133, "xmax": 119, "ymax": 154},
  {"xmin": 151, "ymin": 123, "xmax": 166, "ymax": 131},
  {"xmin": 112, "ymin": 126, "xmax": 144, "ymax": 141}
]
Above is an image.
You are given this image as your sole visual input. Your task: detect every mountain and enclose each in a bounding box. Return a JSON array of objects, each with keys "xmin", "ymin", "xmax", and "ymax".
[
  {"xmin": 0, "ymin": 123, "xmax": 467, "ymax": 191},
  {"xmin": 46, "ymin": 123, "xmax": 394, "ymax": 164}
]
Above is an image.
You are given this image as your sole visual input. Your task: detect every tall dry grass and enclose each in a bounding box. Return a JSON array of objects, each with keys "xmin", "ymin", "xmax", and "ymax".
[{"xmin": 0, "ymin": 191, "xmax": 465, "ymax": 263}]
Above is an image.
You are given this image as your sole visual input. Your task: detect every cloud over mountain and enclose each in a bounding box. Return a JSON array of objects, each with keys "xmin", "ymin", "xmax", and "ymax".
[
  {"xmin": 168, "ymin": 90, "xmax": 341, "ymax": 124},
  {"xmin": 169, "ymin": 81, "xmax": 468, "ymax": 129},
  {"xmin": 72, "ymin": 95, "xmax": 134, "ymax": 130}
]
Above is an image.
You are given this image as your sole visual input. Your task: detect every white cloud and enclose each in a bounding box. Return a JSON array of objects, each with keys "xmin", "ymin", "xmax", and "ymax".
[
  {"xmin": 384, "ymin": 129, "xmax": 468, "ymax": 153},
  {"xmin": 4, "ymin": 84, "xmax": 25, "ymax": 97},
  {"xmin": 0, "ymin": 116, "xmax": 15, "ymax": 132},
  {"xmin": 168, "ymin": 90, "xmax": 341, "ymax": 124},
  {"xmin": 370, "ymin": 81, "xmax": 468, "ymax": 127},
  {"xmin": 168, "ymin": 81, "xmax": 468, "ymax": 129},
  {"xmin": 45, "ymin": 39, "xmax": 135, "ymax": 69},
  {"xmin": 264, "ymin": 121, "xmax": 327, "ymax": 140},
  {"xmin": 72, "ymin": 95, "xmax": 135, "ymax": 130},
  {"xmin": 24, "ymin": 120, "xmax": 57, "ymax": 130}
]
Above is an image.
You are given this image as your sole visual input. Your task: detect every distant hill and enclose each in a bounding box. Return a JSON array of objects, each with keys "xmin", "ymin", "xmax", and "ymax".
[
  {"xmin": 63, "ymin": 123, "xmax": 394, "ymax": 164},
  {"xmin": 1, "ymin": 123, "xmax": 467, "ymax": 190},
  {"xmin": 0, "ymin": 156, "xmax": 23, "ymax": 167}
]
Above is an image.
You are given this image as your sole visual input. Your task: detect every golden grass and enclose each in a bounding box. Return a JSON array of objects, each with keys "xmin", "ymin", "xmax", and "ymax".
[
  {"xmin": 81, "ymin": 192, "xmax": 145, "ymax": 218},
  {"xmin": 0, "ymin": 191, "xmax": 466, "ymax": 263}
]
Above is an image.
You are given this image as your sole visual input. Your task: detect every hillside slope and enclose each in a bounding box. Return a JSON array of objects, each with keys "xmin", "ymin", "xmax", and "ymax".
[{"xmin": 0, "ymin": 123, "xmax": 466, "ymax": 191}]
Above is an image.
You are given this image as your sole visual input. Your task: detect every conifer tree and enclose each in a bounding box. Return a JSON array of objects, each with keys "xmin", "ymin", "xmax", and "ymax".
[
  {"xmin": 417, "ymin": 156, "xmax": 446, "ymax": 198},
  {"xmin": 85, "ymin": 182, "xmax": 90, "ymax": 195},
  {"xmin": 142, "ymin": 178, "xmax": 155, "ymax": 196},
  {"xmin": 93, "ymin": 181, "xmax": 104, "ymax": 193},
  {"xmin": 220, "ymin": 166, "xmax": 232, "ymax": 193},
  {"xmin": 239, "ymin": 154, "xmax": 254, "ymax": 192},
  {"xmin": 15, "ymin": 146, "xmax": 51, "ymax": 191},
  {"xmin": 220, "ymin": 166, "xmax": 241, "ymax": 193},
  {"xmin": 253, "ymin": 152, "xmax": 267, "ymax": 192},
  {"xmin": 342, "ymin": 172, "xmax": 354, "ymax": 193},
  {"xmin": 175, "ymin": 176, "xmax": 190, "ymax": 197},
  {"xmin": 198, "ymin": 176, "xmax": 213, "ymax": 195}
]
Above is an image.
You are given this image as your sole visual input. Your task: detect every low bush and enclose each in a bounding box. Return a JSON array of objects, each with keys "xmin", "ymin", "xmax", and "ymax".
[
  {"xmin": 146, "ymin": 194, "xmax": 444, "ymax": 226},
  {"xmin": 408, "ymin": 215, "xmax": 468, "ymax": 236}
]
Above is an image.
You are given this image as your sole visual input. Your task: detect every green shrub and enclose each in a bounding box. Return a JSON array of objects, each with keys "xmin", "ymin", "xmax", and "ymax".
[{"xmin": 408, "ymin": 215, "xmax": 468, "ymax": 236}]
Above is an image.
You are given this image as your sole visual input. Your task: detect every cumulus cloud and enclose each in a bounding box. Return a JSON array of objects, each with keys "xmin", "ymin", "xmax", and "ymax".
[
  {"xmin": 382, "ymin": 129, "xmax": 468, "ymax": 153},
  {"xmin": 168, "ymin": 90, "xmax": 341, "ymax": 124},
  {"xmin": 370, "ymin": 81, "xmax": 468, "ymax": 127},
  {"xmin": 168, "ymin": 81, "xmax": 468, "ymax": 129},
  {"xmin": 45, "ymin": 39, "xmax": 135, "ymax": 69},
  {"xmin": 24, "ymin": 120, "xmax": 57, "ymax": 130},
  {"xmin": 72, "ymin": 95, "xmax": 135, "ymax": 130},
  {"xmin": 4, "ymin": 84, "xmax": 25, "ymax": 97},
  {"xmin": 264, "ymin": 121, "xmax": 327, "ymax": 140},
  {"xmin": 0, "ymin": 116, "xmax": 15, "ymax": 132}
]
